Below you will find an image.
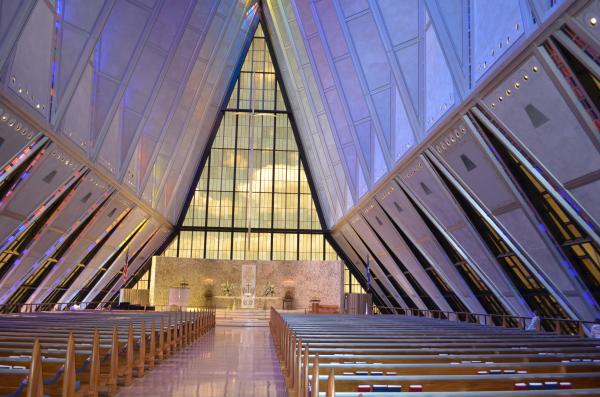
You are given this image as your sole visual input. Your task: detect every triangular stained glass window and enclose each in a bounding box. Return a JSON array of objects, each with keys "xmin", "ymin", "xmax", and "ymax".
[{"xmin": 165, "ymin": 24, "xmax": 338, "ymax": 262}]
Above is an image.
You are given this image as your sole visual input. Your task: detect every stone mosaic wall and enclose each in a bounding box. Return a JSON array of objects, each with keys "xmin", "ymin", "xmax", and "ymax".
[{"xmin": 149, "ymin": 256, "xmax": 343, "ymax": 309}]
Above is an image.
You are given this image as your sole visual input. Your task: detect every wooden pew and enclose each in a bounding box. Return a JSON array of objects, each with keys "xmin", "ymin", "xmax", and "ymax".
[
  {"xmin": 0, "ymin": 308, "xmax": 216, "ymax": 396},
  {"xmin": 268, "ymin": 309, "xmax": 600, "ymax": 397}
]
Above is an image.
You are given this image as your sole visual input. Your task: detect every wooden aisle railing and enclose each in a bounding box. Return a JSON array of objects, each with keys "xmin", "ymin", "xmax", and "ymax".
[{"xmin": 0, "ymin": 307, "xmax": 216, "ymax": 396}]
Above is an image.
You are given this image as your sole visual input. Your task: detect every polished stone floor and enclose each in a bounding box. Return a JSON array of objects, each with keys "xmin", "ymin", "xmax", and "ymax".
[{"xmin": 116, "ymin": 326, "xmax": 288, "ymax": 397}]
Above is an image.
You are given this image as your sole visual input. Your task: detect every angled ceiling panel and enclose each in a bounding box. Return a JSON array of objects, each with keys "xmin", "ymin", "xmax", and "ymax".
[
  {"xmin": 424, "ymin": 9, "xmax": 456, "ymax": 129},
  {"xmin": 392, "ymin": 86, "xmax": 417, "ymax": 161},
  {"xmin": 0, "ymin": 109, "xmax": 40, "ymax": 168},
  {"xmin": 332, "ymin": 229, "xmax": 394, "ymax": 309},
  {"xmin": 58, "ymin": 206, "xmax": 147, "ymax": 303},
  {"xmin": 481, "ymin": 55, "xmax": 600, "ymax": 225},
  {"xmin": 398, "ymin": 155, "xmax": 530, "ymax": 316},
  {"xmin": 51, "ymin": 0, "xmax": 111, "ymax": 124},
  {"xmin": 4, "ymin": 0, "xmax": 54, "ymax": 118},
  {"xmin": 471, "ymin": 0, "xmax": 526, "ymax": 82},
  {"xmin": 89, "ymin": 0, "xmax": 156, "ymax": 153},
  {"xmin": 429, "ymin": 117, "xmax": 598, "ymax": 320},
  {"xmin": 375, "ymin": 182, "xmax": 486, "ymax": 314},
  {"xmin": 0, "ymin": 0, "xmax": 35, "ymax": 70},
  {"xmin": 362, "ymin": 200, "xmax": 453, "ymax": 312},
  {"xmin": 25, "ymin": 192, "xmax": 133, "ymax": 306},
  {"xmin": 137, "ymin": 0, "xmax": 244, "ymax": 217},
  {"xmin": 573, "ymin": 1, "xmax": 600, "ymax": 42},
  {"xmin": 103, "ymin": 225, "xmax": 170, "ymax": 301},
  {"xmin": 350, "ymin": 214, "xmax": 428, "ymax": 310},
  {"xmin": 81, "ymin": 218, "xmax": 159, "ymax": 302},
  {"xmin": 0, "ymin": 174, "xmax": 111, "ymax": 304},
  {"xmin": 157, "ymin": 2, "xmax": 263, "ymax": 223},
  {"xmin": 342, "ymin": 220, "xmax": 408, "ymax": 309},
  {"xmin": 59, "ymin": 59, "xmax": 94, "ymax": 153},
  {"xmin": 264, "ymin": 0, "xmax": 354, "ymax": 223},
  {"xmin": 425, "ymin": 0, "xmax": 469, "ymax": 94},
  {"xmin": 0, "ymin": 143, "xmax": 83, "ymax": 244}
]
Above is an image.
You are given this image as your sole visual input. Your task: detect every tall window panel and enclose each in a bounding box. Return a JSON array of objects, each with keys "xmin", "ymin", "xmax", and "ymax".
[{"xmin": 161, "ymin": 24, "xmax": 353, "ymax": 282}]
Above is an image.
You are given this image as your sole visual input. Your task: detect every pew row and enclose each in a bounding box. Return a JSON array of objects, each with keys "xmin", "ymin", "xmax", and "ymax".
[
  {"xmin": 0, "ymin": 308, "xmax": 215, "ymax": 396},
  {"xmin": 268, "ymin": 309, "xmax": 600, "ymax": 396}
]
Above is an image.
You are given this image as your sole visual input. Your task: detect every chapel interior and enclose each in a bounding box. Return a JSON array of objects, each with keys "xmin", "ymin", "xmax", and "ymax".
[{"xmin": 0, "ymin": 0, "xmax": 599, "ymax": 396}]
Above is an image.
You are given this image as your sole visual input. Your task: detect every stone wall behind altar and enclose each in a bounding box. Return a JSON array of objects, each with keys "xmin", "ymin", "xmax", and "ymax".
[{"xmin": 149, "ymin": 256, "xmax": 343, "ymax": 310}]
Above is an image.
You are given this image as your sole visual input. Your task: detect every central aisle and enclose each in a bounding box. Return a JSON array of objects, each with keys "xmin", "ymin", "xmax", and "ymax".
[{"xmin": 116, "ymin": 326, "xmax": 287, "ymax": 397}]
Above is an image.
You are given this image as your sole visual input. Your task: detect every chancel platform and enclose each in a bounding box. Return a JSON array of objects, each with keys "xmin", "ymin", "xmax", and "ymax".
[{"xmin": 149, "ymin": 257, "xmax": 343, "ymax": 311}]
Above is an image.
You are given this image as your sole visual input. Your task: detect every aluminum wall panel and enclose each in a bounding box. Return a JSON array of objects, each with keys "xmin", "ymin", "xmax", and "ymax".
[
  {"xmin": 574, "ymin": 1, "xmax": 600, "ymax": 43},
  {"xmin": 398, "ymin": 155, "xmax": 530, "ymax": 315},
  {"xmin": 342, "ymin": 221, "xmax": 407, "ymax": 309},
  {"xmin": 376, "ymin": 184, "xmax": 487, "ymax": 314},
  {"xmin": 481, "ymin": 55, "xmax": 600, "ymax": 225},
  {"xmin": 0, "ymin": 174, "xmax": 111, "ymax": 303},
  {"xmin": 0, "ymin": 143, "xmax": 83, "ymax": 243},
  {"xmin": 59, "ymin": 206, "xmax": 148, "ymax": 303},
  {"xmin": 0, "ymin": 110, "xmax": 39, "ymax": 168},
  {"xmin": 332, "ymin": 230, "xmax": 395, "ymax": 310},
  {"xmin": 26, "ymin": 193, "xmax": 133, "ymax": 305},
  {"xmin": 362, "ymin": 200, "xmax": 453, "ymax": 312},
  {"xmin": 103, "ymin": 226, "xmax": 170, "ymax": 302},
  {"xmin": 351, "ymin": 215, "xmax": 428, "ymax": 310},
  {"xmin": 6, "ymin": 0, "xmax": 54, "ymax": 118},
  {"xmin": 82, "ymin": 218, "xmax": 157, "ymax": 301},
  {"xmin": 430, "ymin": 118, "xmax": 598, "ymax": 319}
]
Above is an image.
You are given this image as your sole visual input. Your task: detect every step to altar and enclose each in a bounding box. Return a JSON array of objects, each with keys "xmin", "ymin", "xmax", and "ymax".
[{"xmin": 215, "ymin": 308, "xmax": 270, "ymax": 327}]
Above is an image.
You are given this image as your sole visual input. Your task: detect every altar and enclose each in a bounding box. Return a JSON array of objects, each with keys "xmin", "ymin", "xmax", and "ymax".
[
  {"xmin": 148, "ymin": 257, "xmax": 343, "ymax": 310},
  {"xmin": 210, "ymin": 296, "xmax": 281, "ymax": 310}
]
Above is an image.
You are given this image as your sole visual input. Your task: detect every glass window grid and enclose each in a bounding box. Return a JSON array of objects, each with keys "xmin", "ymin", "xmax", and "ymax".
[
  {"xmin": 132, "ymin": 271, "xmax": 149, "ymax": 290},
  {"xmin": 344, "ymin": 266, "xmax": 366, "ymax": 294},
  {"xmin": 165, "ymin": 26, "xmax": 343, "ymax": 263}
]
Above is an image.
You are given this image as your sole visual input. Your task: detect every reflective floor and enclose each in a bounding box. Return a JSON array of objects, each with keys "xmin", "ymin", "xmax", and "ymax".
[{"xmin": 116, "ymin": 326, "xmax": 288, "ymax": 397}]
